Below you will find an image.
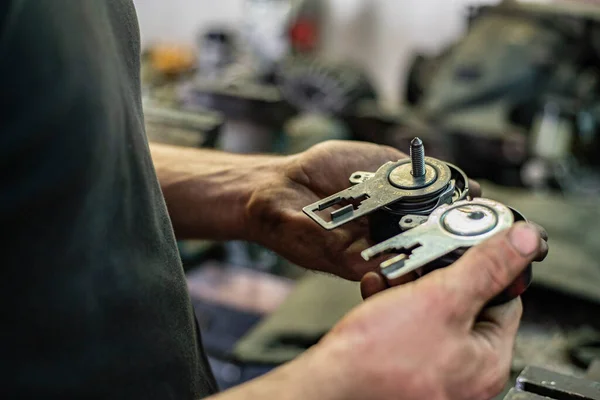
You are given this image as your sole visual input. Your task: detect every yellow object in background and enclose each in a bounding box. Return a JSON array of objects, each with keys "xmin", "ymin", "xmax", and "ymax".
[{"xmin": 149, "ymin": 44, "xmax": 196, "ymax": 75}]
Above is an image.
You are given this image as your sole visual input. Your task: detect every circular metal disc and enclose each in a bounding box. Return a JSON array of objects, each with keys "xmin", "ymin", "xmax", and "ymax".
[
  {"xmin": 388, "ymin": 164, "xmax": 437, "ymax": 189},
  {"xmin": 388, "ymin": 158, "xmax": 450, "ymax": 192},
  {"xmin": 442, "ymin": 205, "xmax": 498, "ymax": 236}
]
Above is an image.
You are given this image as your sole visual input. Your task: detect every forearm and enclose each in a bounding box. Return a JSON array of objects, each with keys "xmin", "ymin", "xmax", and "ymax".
[
  {"xmin": 206, "ymin": 343, "xmax": 352, "ymax": 400},
  {"xmin": 150, "ymin": 143, "xmax": 283, "ymax": 240}
]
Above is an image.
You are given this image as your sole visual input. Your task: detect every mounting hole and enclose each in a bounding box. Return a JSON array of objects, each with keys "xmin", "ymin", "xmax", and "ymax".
[
  {"xmin": 405, "ymin": 218, "xmax": 413, "ymax": 223},
  {"xmin": 468, "ymin": 211, "xmax": 485, "ymax": 220},
  {"xmin": 353, "ymin": 175, "xmax": 361, "ymax": 180}
]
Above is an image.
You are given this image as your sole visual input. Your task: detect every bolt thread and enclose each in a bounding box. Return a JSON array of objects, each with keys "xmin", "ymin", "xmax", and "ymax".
[{"xmin": 410, "ymin": 137, "xmax": 426, "ymax": 177}]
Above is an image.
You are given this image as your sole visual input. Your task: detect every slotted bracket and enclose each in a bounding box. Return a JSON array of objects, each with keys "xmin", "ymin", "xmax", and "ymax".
[{"xmin": 302, "ymin": 159, "xmax": 450, "ymax": 230}]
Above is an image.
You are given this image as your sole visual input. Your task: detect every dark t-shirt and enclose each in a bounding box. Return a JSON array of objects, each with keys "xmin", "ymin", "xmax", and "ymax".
[{"xmin": 0, "ymin": 1, "xmax": 217, "ymax": 398}]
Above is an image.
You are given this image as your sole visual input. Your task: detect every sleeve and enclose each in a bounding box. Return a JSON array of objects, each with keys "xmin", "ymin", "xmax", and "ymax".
[
  {"xmin": 0, "ymin": 0, "xmax": 126, "ymax": 296},
  {"xmin": 0, "ymin": 1, "xmax": 101, "ymax": 231}
]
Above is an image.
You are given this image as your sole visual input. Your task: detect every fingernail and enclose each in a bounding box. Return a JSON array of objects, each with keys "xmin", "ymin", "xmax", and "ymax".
[{"xmin": 509, "ymin": 223, "xmax": 539, "ymax": 256}]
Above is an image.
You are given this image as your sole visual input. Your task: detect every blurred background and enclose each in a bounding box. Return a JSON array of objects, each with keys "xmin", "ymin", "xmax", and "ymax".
[
  {"xmin": 136, "ymin": 0, "xmax": 505, "ymax": 104},
  {"xmin": 136, "ymin": 0, "xmax": 600, "ymax": 398}
]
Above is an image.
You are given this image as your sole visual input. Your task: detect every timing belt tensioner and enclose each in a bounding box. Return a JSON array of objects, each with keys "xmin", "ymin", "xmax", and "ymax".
[{"xmin": 303, "ymin": 138, "xmax": 532, "ymax": 305}]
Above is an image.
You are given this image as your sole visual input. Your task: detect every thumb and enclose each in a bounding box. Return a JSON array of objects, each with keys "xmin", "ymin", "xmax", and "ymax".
[{"xmin": 430, "ymin": 222, "xmax": 540, "ymax": 322}]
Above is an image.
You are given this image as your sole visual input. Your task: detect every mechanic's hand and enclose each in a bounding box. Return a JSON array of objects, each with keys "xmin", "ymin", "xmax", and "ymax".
[
  {"xmin": 309, "ymin": 222, "xmax": 543, "ymax": 400},
  {"xmin": 245, "ymin": 140, "xmax": 481, "ymax": 281}
]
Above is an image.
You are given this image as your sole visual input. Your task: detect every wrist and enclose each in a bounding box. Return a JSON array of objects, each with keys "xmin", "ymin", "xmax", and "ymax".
[
  {"xmin": 235, "ymin": 155, "xmax": 289, "ymax": 241},
  {"xmin": 239, "ymin": 153, "xmax": 298, "ymax": 242},
  {"xmin": 295, "ymin": 338, "xmax": 359, "ymax": 400},
  {"xmin": 152, "ymin": 143, "xmax": 286, "ymax": 240},
  {"xmin": 206, "ymin": 338, "xmax": 355, "ymax": 400},
  {"xmin": 187, "ymin": 153, "xmax": 284, "ymax": 241}
]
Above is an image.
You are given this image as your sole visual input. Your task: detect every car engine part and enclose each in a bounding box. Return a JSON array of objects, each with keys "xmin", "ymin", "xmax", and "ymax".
[
  {"xmin": 362, "ymin": 197, "xmax": 531, "ymax": 306},
  {"xmin": 303, "ymin": 138, "xmax": 468, "ymax": 242},
  {"xmin": 303, "ymin": 138, "xmax": 531, "ymax": 305}
]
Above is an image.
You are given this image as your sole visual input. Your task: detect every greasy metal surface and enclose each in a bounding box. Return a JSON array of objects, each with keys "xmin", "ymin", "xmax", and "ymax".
[
  {"xmin": 362, "ymin": 198, "xmax": 514, "ymax": 282},
  {"xmin": 388, "ymin": 163, "xmax": 437, "ymax": 189},
  {"xmin": 384, "ymin": 178, "xmax": 455, "ymax": 215},
  {"xmin": 437, "ymin": 162, "xmax": 470, "ymax": 206},
  {"xmin": 353, "ymin": 160, "xmax": 468, "ymax": 214},
  {"xmin": 516, "ymin": 366, "xmax": 600, "ymax": 400},
  {"xmin": 302, "ymin": 157, "xmax": 452, "ymax": 230},
  {"xmin": 389, "ymin": 157, "xmax": 449, "ymax": 190}
]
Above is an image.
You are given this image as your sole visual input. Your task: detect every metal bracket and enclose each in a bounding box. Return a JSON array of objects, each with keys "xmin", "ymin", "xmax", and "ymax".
[
  {"xmin": 302, "ymin": 158, "xmax": 452, "ymax": 230},
  {"xmin": 505, "ymin": 366, "xmax": 600, "ymax": 400},
  {"xmin": 362, "ymin": 198, "xmax": 515, "ymax": 283}
]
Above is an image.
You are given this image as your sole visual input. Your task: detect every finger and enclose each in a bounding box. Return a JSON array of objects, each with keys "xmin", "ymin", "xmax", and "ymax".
[
  {"xmin": 529, "ymin": 221, "xmax": 548, "ymax": 242},
  {"xmin": 360, "ymin": 272, "xmax": 388, "ymax": 300},
  {"xmin": 534, "ymin": 238, "xmax": 549, "ymax": 262},
  {"xmin": 431, "ymin": 222, "xmax": 540, "ymax": 320},
  {"xmin": 526, "ymin": 222, "xmax": 548, "ymax": 262},
  {"xmin": 360, "ymin": 270, "xmax": 419, "ymax": 299},
  {"xmin": 472, "ymin": 298, "xmax": 523, "ymax": 392},
  {"xmin": 468, "ymin": 179, "xmax": 482, "ymax": 198}
]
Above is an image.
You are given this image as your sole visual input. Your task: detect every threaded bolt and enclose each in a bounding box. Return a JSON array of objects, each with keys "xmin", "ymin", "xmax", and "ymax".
[{"xmin": 410, "ymin": 137, "xmax": 426, "ymax": 178}]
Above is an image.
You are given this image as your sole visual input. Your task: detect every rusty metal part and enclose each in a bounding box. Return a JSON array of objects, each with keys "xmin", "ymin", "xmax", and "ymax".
[
  {"xmin": 508, "ymin": 366, "xmax": 600, "ymax": 400},
  {"xmin": 302, "ymin": 156, "xmax": 457, "ymax": 230},
  {"xmin": 389, "ymin": 162, "xmax": 437, "ymax": 189},
  {"xmin": 362, "ymin": 199, "xmax": 532, "ymax": 305},
  {"xmin": 363, "ymin": 198, "xmax": 514, "ymax": 280},
  {"xmin": 367, "ymin": 161, "xmax": 469, "ymax": 243},
  {"xmin": 303, "ymin": 137, "xmax": 469, "ymax": 241}
]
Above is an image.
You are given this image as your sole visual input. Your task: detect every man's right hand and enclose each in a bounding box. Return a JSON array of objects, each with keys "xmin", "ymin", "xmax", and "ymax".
[{"xmin": 210, "ymin": 222, "xmax": 544, "ymax": 400}]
